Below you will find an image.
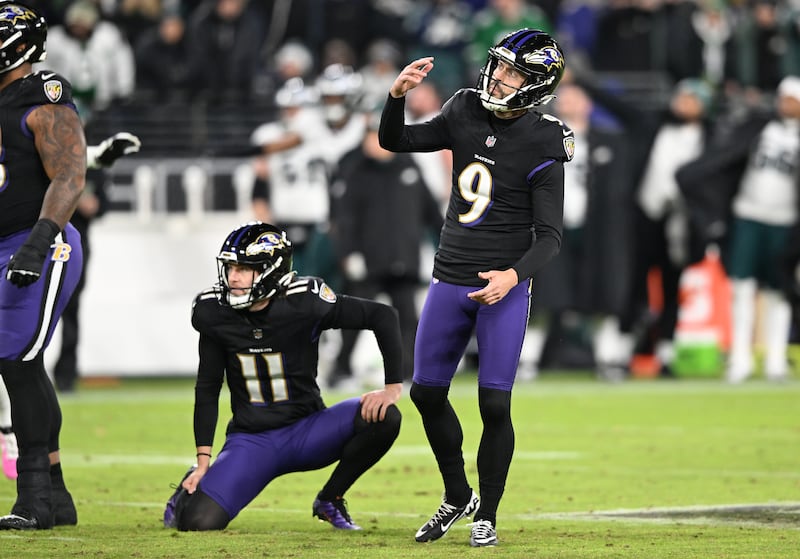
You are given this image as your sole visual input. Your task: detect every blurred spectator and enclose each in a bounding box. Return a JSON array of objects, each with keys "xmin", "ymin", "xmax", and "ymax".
[
  {"xmin": 678, "ymin": 76, "xmax": 800, "ymax": 383},
  {"xmin": 321, "ymin": 37, "xmax": 358, "ymax": 69},
  {"xmin": 272, "ymin": 40, "xmax": 315, "ymax": 85},
  {"xmin": 404, "ymin": 0, "xmax": 473, "ymax": 93},
  {"xmin": 468, "ymin": 0, "xmax": 553, "ymax": 69},
  {"xmin": 42, "ymin": 0, "xmax": 136, "ymax": 119},
  {"xmin": 249, "ymin": 78, "xmax": 330, "ymax": 276},
  {"xmin": 579, "ymin": 73, "xmax": 717, "ymax": 377},
  {"xmin": 404, "ymin": 81, "xmax": 452, "ymax": 207},
  {"xmin": 663, "ymin": 0, "xmax": 733, "ymax": 86},
  {"xmin": 251, "ymin": 40, "xmax": 316, "ymax": 109},
  {"xmin": 310, "ymin": 63, "xmax": 370, "ymax": 286},
  {"xmin": 366, "ymin": 0, "xmax": 414, "ymax": 48},
  {"xmin": 185, "ymin": 0, "xmax": 266, "ymax": 103},
  {"xmin": 316, "ymin": 64, "xmax": 368, "ymax": 168},
  {"xmin": 329, "ymin": 114, "xmax": 444, "ymax": 388},
  {"xmin": 134, "ymin": 9, "xmax": 192, "ymax": 101},
  {"xmin": 726, "ymin": 0, "xmax": 800, "ymax": 102},
  {"xmin": 108, "ymin": 0, "xmax": 163, "ymax": 45},
  {"xmin": 53, "ymin": 169, "xmax": 109, "ymax": 393},
  {"xmin": 523, "ymin": 79, "xmax": 637, "ymax": 379},
  {"xmin": 358, "ymin": 39, "xmax": 403, "ymax": 114},
  {"xmin": 590, "ymin": 0, "xmax": 670, "ymax": 74}
]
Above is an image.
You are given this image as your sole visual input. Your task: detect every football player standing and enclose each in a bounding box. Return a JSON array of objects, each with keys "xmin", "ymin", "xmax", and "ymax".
[
  {"xmin": 0, "ymin": 2, "xmax": 86, "ymax": 530},
  {"xmin": 379, "ymin": 29, "xmax": 573, "ymax": 547}
]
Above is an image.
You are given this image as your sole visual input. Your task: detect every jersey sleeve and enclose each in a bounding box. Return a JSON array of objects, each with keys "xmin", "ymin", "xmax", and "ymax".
[
  {"xmin": 20, "ymin": 71, "xmax": 76, "ymax": 108},
  {"xmin": 378, "ymin": 92, "xmax": 452, "ymax": 153},
  {"xmin": 539, "ymin": 113, "xmax": 575, "ymax": 163},
  {"xmin": 190, "ymin": 289, "xmax": 221, "ymax": 335},
  {"xmin": 190, "ymin": 289, "xmax": 226, "ymax": 447},
  {"xmin": 511, "ymin": 116, "xmax": 572, "ymax": 280},
  {"xmin": 309, "ymin": 282, "xmax": 403, "ymax": 385}
]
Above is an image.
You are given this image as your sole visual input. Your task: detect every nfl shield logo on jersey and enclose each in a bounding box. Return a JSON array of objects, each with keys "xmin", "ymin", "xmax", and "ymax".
[
  {"xmin": 44, "ymin": 79, "xmax": 63, "ymax": 103},
  {"xmin": 563, "ymin": 136, "xmax": 575, "ymax": 161},
  {"xmin": 485, "ymin": 135, "xmax": 496, "ymax": 148}
]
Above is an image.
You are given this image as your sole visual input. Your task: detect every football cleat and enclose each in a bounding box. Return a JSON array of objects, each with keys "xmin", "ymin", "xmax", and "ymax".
[
  {"xmin": 312, "ymin": 497, "xmax": 361, "ymax": 530},
  {"xmin": 0, "ymin": 430, "xmax": 18, "ymax": 480},
  {"xmin": 163, "ymin": 466, "xmax": 196, "ymax": 528},
  {"xmin": 415, "ymin": 490, "xmax": 480, "ymax": 542},
  {"xmin": 0, "ymin": 513, "xmax": 41, "ymax": 530},
  {"xmin": 468, "ymin": 519, "xmax": 498, "ymax": 547}
]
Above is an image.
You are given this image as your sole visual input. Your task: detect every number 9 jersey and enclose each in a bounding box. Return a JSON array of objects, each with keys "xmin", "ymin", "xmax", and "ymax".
[{"xmin": 380, "ymin": 88, "xmax": 574, "ymax": 286}]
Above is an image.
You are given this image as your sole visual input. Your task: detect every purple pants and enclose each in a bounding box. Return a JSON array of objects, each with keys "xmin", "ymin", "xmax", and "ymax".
[
  {"xmin": 199, "ymin": 397, "xmax": 361, "ymax": 520},
  {"xmin": 0, "ymin": 224, "xmax": 83, "ymax": 361},
  {"xmin": 413, "ymin": 278, "xmax": 531, "ymax": 391}
]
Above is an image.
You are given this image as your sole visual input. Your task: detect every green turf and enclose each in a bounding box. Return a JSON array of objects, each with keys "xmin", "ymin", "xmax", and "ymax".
[{"xmin": 1, "ymin": 373, "xmax": 798, "ymax": 558}]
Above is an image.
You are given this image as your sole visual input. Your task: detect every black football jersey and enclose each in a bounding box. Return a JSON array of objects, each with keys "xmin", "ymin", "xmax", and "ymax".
[
  {"xmin": 0, "ymin": 71, "xmax": 76, "ymax": 236},
  {"xmin": 381, "ymin": 89, "xmax": 574, "ymax": 285},
  {"xmin": 191, "ymin": 276, "xmax": 403, "ymax": 445}
]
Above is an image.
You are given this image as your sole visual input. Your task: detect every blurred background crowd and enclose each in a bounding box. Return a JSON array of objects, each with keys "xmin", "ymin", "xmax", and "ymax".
[{"xmin": 24, "ymin": 0, "xmax": 800, "ymax": 388}]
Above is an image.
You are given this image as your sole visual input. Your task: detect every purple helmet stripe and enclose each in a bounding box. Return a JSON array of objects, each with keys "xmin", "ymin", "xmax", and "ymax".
[
  {"xmin": 502, "ymin": 29, "xmax": 543, "ymax": 53},
  {"xmin": 230, "ymin": 226, "xmax": 249, "ymax": 248}
]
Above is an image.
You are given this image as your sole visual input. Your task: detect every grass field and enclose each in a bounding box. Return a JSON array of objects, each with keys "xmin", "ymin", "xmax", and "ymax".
[{"xmin": 0, "ymin": 372, "xmax": 798, "ymax": 558}]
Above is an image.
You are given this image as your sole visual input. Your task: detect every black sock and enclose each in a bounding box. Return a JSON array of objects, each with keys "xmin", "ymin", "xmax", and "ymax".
[
  {"xmin": 50, "ymin": 462, "xmax": 66, "ymax": 490},
  {"xmin": 317, "ymin": 405, "xmax": 401, "ymax": 501}
]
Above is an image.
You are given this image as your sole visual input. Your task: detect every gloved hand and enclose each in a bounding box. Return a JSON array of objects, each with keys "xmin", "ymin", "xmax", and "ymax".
[
  {"xmin": 93, "ymin": 132, "xmax": 141, "ymax": 168},
  {"xmin": 6, "ymin": 219, "xmax": 60, "ymax": 287}
]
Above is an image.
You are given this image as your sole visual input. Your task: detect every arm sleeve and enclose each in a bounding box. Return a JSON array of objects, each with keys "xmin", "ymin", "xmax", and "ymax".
[
  {"xmin": 325, "ymin": 295, "xmax": 404, "ymax": 384},
  {"xmin": 512, "ymin": 161, "xmax": 564, "ymax": 280},
  {"xmin": 378, "ymin": 94, "xmax": 450, "ymax": 153},
  {"xmin": 193, "ymin": 333, "xmax": 226, "ymax": 447}
]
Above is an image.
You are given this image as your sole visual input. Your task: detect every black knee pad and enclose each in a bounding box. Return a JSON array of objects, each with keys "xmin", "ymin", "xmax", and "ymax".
[
  {"xmin": 176, "ymin": 488, "xmax": 230, "ymax": 531},
  {"xmin": 410, "ymin": 383, "xmax": 449, "ymax": 414}
]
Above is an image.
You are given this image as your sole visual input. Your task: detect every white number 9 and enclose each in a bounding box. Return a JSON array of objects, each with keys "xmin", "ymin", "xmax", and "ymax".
[{"xmin": 457, "ymin": 162, "xmax": 493, "ymax": 225}]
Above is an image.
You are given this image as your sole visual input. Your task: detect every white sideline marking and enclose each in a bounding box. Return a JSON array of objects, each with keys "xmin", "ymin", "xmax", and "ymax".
[{"xmin": 58, "ymin": 447, "xmax": 583, "ymax": 466}]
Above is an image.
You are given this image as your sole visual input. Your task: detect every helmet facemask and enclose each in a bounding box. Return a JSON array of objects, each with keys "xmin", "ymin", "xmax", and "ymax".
[
  {"xmin": 217, "ymin": 258, "xmax": 291, "ymax": 309},
  {"xmin": 216, "ymin": 223, "xmax": 295, "ymax": 309},
  {"xmin": 478, "ymin": 48, "xmax": 557, "ymax": 112},
  {"xmin": 477, "ymin": 29, "xmax": 565, "ymax": 112}
]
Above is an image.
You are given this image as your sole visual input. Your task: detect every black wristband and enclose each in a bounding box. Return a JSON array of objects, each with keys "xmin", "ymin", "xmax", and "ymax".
[
  {"xmin": 25, "ymin": 218, "xmax": 61, "ymax": 252},
  {"xmin": 196, "ymin": 452, "xmax": 211, "ymax": 458}
]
